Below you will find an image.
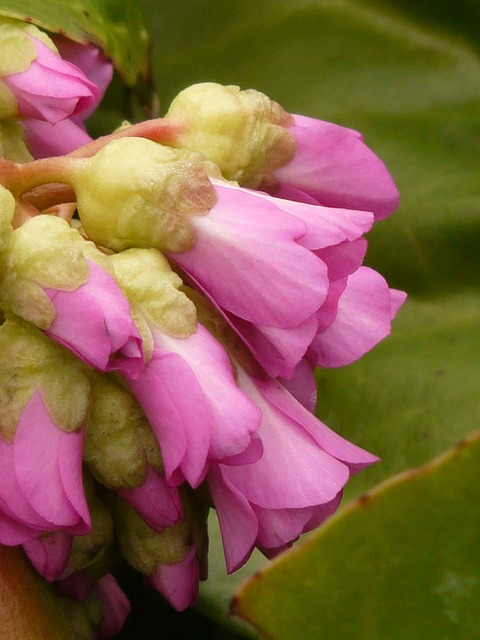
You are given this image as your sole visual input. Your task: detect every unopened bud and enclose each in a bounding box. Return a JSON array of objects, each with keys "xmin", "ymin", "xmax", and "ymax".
[
  {"xmin": 84, "ymin": 374, "xmax": 163, "ymax": 490},
  {"xmin": 74, "ymin": 137, "xmax": 217, "ymax": 253},
  {"xmin": 166, "ymin": 82, "xmax": 296, "ymax": 189},
  {"xmin": 111, "ymin": 248, "xmax": 197, "ymax": 339}
]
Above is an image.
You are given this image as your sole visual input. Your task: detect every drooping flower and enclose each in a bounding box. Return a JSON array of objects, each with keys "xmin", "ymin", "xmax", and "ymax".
[
  {"xmin": 209, "ymin": 366, "xmax": 378, "ymax": 572},
  {"xmin": 0, "ymin": 319, "xmax": 91, "ymax": 545},
  {"xmin": 111, "ymin": 248, "xmax": 262, "ymax": 488}
]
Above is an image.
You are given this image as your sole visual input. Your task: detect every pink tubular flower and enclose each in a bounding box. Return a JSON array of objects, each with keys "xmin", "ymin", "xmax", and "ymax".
[
  {"xmin": 0, "ymin": 391, "xmax": 90, "ymax": 545},
  {"xmin": 209, "ymin": 368, "xmax": 378, "ymax": 573},
  {"xmin": 123, "ymin": 323, "xmax": 262, "ymax": 488},
  {"xmin": 44, "ymin": 259, "xmax": 143, "ymax": 373},
  {"xmin": 272, "ymin": 115, "xmax": 400, "ymax": 220},
  {"xmin": 169, "ymin": 180, "xmax": 404, "ymax": 380}
]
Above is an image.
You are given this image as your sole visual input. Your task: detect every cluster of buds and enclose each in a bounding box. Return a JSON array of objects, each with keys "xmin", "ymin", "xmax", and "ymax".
[{"xmin": 0, "ymin": 31, "xmax": 405, "ymax": 637}]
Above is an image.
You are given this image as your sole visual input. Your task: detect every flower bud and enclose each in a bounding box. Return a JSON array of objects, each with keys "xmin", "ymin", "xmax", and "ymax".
[
  {"xmin": 111, "ymin": 497, "xmax": 191, "ymax": 575},
  {"xmin": 84, "ymin": 373, "xmax": 163, "ymax": 490},
  {"xmin": 0, "ymin": 319, "xmax": 90, "ymax": 441},
  {"xmin": 74, "ymin": 137, "xmax": 217, "ymax": 253},
  {"xmin": 166, "ymin": 82, "xmax": 296, "ymax": 189},
  {"xmin": 110, "ymin": 248, "xmax": 197, "ymax": 339}
]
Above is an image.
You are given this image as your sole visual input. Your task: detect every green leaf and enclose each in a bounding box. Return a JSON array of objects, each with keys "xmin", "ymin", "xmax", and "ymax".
[
  {"xmin": 233, "ymin": 430, "xmax": 480, "ymax": 639},
  {"xmin": 0, "ymin": 0, "xmax": 149, "ymax": 84}
]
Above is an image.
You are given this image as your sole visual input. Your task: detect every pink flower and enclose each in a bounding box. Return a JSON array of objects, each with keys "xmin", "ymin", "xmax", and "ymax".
[
  {"xmin": 14, "ymin": 35, "xmax": 113, "ymax": 157},
  {"xmin": 0, "ymin": 391, "xmax": 90, "ymax": 545},
  {"xmin": 168, "ymin": 181, "xmax": 404, "ymax": 380},
  {"xmin": 209, "ymin": 368, "xmax": 378, "ymax": 572},
  {"xmin": 44, "ymin": 259, "xmax": 143, "ymax": 373},
  {"xmin": 5, "ymin": 34, "xmax": 98, "ymax": 123},
  {"xmin": 124, "ymin": 323, "xmax": 262, "ymax": 488},
  {"xmin": 148, "ymin": 545, "xmax": 200, "ymax": 611},
  {"xmin": 273, "ymin": 115, "xmax": 400, "ymax": 220}
]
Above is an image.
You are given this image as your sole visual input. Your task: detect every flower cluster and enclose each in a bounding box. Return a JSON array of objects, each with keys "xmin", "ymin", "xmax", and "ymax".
[{"xmin": 0, "ymin": 28, "xmax": 405, "ymax": 638}]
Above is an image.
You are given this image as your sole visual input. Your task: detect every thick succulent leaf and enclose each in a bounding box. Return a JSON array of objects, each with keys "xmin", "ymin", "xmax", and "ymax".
[
  {"xmin": 0, "ymin": 0, "xmax": 148, "ymax": 84},
  {"xmin": 233, "ymin": 430, "xmax": 480, "ymax": 639}
]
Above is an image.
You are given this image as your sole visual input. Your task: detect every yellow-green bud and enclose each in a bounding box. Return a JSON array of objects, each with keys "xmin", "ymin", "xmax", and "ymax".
[
  {"xmin": 0, "ymin": 119, "xmax": 32, "ymax": 162},
  {"xmin": 111, "ymin": 497, "xmax": 191, "ymax": 575},
  {"xmin": 84, "ymin": 374, "xmax": 163, "ymax": 490},
  {"xmin": 0, "ymin": 215, "xmax": 89, "ymax": 329},
  {"xmin": 0, "ymin": 184, "xmax": 15, "ymax": 248},
  {"xmin": 0, "ymin": 318, "xmax": 90, "ymax": 441},
  {"xmin": 74, "ymin": 137, "xmax": 217, "ymax": 253},
  {"xmin": 111, "ymin": 248, "xmax": 197, "ymax": 339},
  {"xmin": 166, "ymin": 82, "xmax": 296, "ymax": 189}
]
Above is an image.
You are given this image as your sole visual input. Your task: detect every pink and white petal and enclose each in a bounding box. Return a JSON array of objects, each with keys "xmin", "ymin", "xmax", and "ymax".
[
  {"xmin": 208, "ymin": 465, "xmax": 258, "ymax": 573},
  {"xmin": 22, "ymin": 531, "xmax": 72, "ymax": 581},
  {"xmin": 45, "ymin": 260, "xmax": 141, "ymax": 371},
  {"xmin": 149, "ymin": 546, "xmax": 199, "ymax": 611},
  {"xmin": 310, "ymin": 266, "xmax": 404, "ymax": 368},
  {"xmin": 259, "ymin": 379, "xmax": 378, "ymax": 473},
  {"xmin": 119, "ymin": 467, "xmax": 182, "ymax": 531},
  {"xmin": 13, "ymin": 391, "xmax": 90, "ymax": 533},
  {"xmin": 125, "ymin": 351, "xmax": 210, "ymax": 488},
  {"xmin": 274, "ymin": 116, "xmax": 399, "ymax": 219},
  {"xmin": 220, "ymin": 433, "xmax": 263, "ymax": 466},
  {"xmin": 153, "ymin": 325, "xmax": 262, "ymax": 461},
  {"xmin": 21, "ymin": 118, "xmax": 92, "ymax": 158},
  {"xmin": 94, "ymin": 574, "xmax": 131, "ymax": 638},
  {"xmin": 171, "ymin": 183, "xmax": 329, "ymax": 327},
  {"xmin": 224, "ymin": 371, "xmax": 350, "ymax": 510}
]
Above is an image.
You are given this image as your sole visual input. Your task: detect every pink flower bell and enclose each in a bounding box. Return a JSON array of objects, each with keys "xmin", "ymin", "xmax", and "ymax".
[{"xmin": 209, "ymin": 367, "xmax": 378, "ymax": 572}]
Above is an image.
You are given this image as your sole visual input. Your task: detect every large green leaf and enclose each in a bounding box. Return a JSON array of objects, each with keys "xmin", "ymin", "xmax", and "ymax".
[
  {"xmin": 0, "ymin": 0, "xmax": 148, "ymax": 84},
  {"xmin": 233, "ymin": 430, "xmax": 480, "ymax": 639}
]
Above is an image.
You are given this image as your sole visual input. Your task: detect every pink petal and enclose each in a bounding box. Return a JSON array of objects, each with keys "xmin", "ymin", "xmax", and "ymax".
[
  {"xmin": 170, "ymin": 182, "xmax": 329, "ymax": 327},
  {"xmin": 153, "ymin": 324, "xmax": 262, "ymax": 461},
  {"xmin": 149, "ymin": 546, "xmax": 199, "ymax": 611},
  {"xmin": 13, "ymin": 391, "xmax": 90, "ymax": 533},
  {"xmin": 5, "ymin": 35, "xmax": 98, "ymax": 123},
  {"xmin": 315, "ymin": 237, "xmax": 368, "ymax": 282},
  {"xmin": 125, "ymin": 351, "xmax": 210, "ymax": 488},
  {"xmin": 119, "ymin": 467, "xmax": 183, "ymax": 531},
  {"xmin": 94, "ymin": 574, "xmax": 131, "ymax": 638},
  {"xmin": 208, "ymin": 465, "xmax": 258, "ymax": 573},
  {"xmin": 310, "ymin": 266, "xmax": 406, "ymax": 368},
  {"xmin": 274, "ymin": 116, "xmax": 399, "ymax": 219},
  {"xmin": 228, "ymin": 311, "xmax": 319, "ymax": 379},
  {"xmin": 22, "ymin": 531, "xmax": 72, "ymax": 581},
  {"xmin": 45, "ymin": 260, "xmax": 142, "ymax": 371},
  {"xmin": 0, "ymin": 507, "xmax": 41, "ymax": 545},
  {"xmin": 279, "ymin": 359, "xmax": 317, "ymax": 413},
  {"xmin": 223, "ymin": 371, "xmax": 350, "ymax": 510},
  {"xmin": 53, "ymin": 36, "xmax": 113, "ymax": 121},
  {"xmin": 259, "ymin": 378, "xmax": 378, "ymax": 473},
  {"xmin": 21, "ymin": 117, "xmax": 92, "ymax": 158}
]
